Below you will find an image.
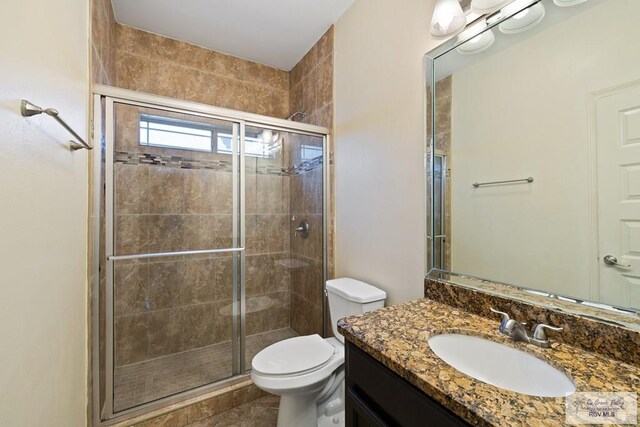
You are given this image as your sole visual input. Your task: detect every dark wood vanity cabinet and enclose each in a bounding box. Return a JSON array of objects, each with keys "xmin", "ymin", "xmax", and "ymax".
[{"xmin": 345, "ymin": 342, "xmax": 471, "ymax": 427}]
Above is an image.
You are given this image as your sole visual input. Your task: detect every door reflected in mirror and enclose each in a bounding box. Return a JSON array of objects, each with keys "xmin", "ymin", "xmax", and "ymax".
[{"xmin": 426, "ymin": 0, "xmax": 640, "ymax": 313}]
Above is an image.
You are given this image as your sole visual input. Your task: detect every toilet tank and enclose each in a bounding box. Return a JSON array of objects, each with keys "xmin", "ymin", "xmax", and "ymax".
[{"xmin": 326, "ymin": 278, "xmax": 387, "ymax": 343}]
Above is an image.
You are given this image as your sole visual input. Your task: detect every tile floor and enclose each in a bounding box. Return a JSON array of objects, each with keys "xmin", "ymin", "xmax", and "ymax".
[
  {"xmin": 184, "ymin": 395, "xmax": 279, "ymax": 427},
  {"xmin": 115, "ymin": 328, "xmax": 297, "ymax": 411}
]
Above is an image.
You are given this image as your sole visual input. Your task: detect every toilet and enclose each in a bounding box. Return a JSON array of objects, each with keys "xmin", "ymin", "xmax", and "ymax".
[{"xmin": 251, "ymin": 278, "xmax": 387, "ymax": 427}]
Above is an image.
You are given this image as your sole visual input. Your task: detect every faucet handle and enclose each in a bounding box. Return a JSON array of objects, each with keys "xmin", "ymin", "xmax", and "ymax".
[
  {"xmin": 532, "ymin": 323, "xmax": 563, "ymax": 340},
  {"xmin": 490, "ymin": 307, "xmax": 510, "ymax": 321},
  {"xmin": 490, "ymin": 308, "xmax": 512, "ymax": 333}
]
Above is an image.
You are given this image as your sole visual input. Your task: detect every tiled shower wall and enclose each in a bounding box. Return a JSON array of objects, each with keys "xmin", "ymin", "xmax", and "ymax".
[
  {"xmin": 289, "ymin": 138, "xmax": 325, "ymax": 336},
  {"xmin": 113, "ymin": 105, "xmax": 295, "ymax": 366},
  {"xmin": 91, "ymin": 0, "xmax": 116, "ymax": 85},
  {"xmin": 90, "ymin": 3, "xmax": 334, "ymax": 415},
  {"xmin": 105, "ymin": 24, "xmax": 334, "ymax": 356},
  {"xmin": 289, "ymin": 28, "xmax": 334, "ymax": 129},
  {"xmin": 115, "ymin": 25, "xmax": 290, "ymax": 119},
  {"xmin": 288, "ymin": 28, "xmax": 334, "ymax": 336},
  {"xmin": 244, "ymin": 152, "xmax": 292, "ymax": 338}
]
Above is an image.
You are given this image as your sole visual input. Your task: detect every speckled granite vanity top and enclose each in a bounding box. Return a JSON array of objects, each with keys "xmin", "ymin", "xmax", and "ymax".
[{"xmin": 338, "ymin": 298, "xmax": 640, "ymax": 427}]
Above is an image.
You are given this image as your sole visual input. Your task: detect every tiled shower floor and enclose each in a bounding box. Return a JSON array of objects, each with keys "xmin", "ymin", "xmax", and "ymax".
[{"xmin": 114, "ymin": 328, "xmax": 298, "ymax": 412}]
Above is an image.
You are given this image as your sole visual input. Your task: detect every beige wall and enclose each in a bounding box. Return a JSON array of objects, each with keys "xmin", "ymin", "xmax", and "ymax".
[
  {"xmin": 449, "ymin": 0, "xmax": 640, "ymax": 300},
  {"xmin": 334, "ymin": 0, "xmax": 441, "ymax": 305},
  {"xmin": 0, "ymin": 0, "xmax": 89, "ymax": 425}
]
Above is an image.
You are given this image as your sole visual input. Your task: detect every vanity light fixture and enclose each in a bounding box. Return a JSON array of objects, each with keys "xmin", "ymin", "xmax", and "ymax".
[
  {"xmin": 456, "ymin": 19, "xmax": 489, "ymax": 43},
  {"xmin": 499, "ymin": 2, "xmax": 545, "ymax": 34},
  {"xmin": 430, "ymin": 0, "xmax": 466, "ymax": 37},
  {"xmin": 470, "ymin": 0, "xmax": 513, "ymax": 14},
  {"xmin": 553, "ymin": 0, "xmax": 588, "ymax": 7},
  {"xmin": 456, "ymin": 28, "xmax": 495, "ymax": 54}
]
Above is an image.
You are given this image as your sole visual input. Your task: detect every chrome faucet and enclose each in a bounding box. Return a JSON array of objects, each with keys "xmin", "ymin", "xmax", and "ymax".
[{"xmin": 490, "ymin": 308, "xmax": 563, "ymax": 348}]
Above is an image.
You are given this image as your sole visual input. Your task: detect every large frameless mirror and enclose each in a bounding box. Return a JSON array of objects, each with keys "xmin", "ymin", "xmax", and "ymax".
[{"xmin": 426, "ymin": 0, "xmax": 640, "ymax": 318}]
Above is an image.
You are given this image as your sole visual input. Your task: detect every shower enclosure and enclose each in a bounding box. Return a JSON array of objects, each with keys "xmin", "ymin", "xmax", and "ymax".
[{"xmin": 91, "ymin": 86, "xmax": 329, "ymax": 421}]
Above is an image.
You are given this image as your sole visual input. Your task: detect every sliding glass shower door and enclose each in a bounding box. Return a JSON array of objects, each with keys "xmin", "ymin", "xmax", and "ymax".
[
  {"xmin": 108, "ymin": 102, "xmax": 242, "ymax": 412},
  {"xmin": 95, "ymin": 89, "xmax": 329, "ymax": 421}
]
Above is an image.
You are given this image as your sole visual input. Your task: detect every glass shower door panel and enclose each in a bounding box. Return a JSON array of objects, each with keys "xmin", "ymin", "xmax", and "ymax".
[
  {"xmin": 243, "ymin": 126, "xmax": 324, "ymax": 371},
  {"xmin": 111, "ymin": 103, "xmax": 240, "ymax": 412}
]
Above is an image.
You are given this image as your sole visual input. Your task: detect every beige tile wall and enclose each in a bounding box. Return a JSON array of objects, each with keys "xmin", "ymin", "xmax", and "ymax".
[
  {"xmin": 91, "ymin": 0, "xmax": 116, "ymax": 84},
  {"xmin": 244, "ymin": 149, "xmax": 292, "ymax": 337},
  {"xmin": 288, "ymin": 28, "xmax": 334, "ymax": 335},
  {"xmin": 289, "ymin": 27, "xmax": 334, "ymax": 129},
  {"xmin": 108, "ymin": 25, "xmax": 334, "ymax": 345},
  {"xmin": 90, "ymin": 5, "xmax": 335, "ymax": 417},
  {"xmin": 289, "ymin": 159, "xmax": 324, "ymax": 335},
  {"xmin": 112, "ymin": 104, "xmax": 292, "ymax": 366},
  {"xmin": 115, "ymin": 25, "xmax": 290, "ymax": 119}
]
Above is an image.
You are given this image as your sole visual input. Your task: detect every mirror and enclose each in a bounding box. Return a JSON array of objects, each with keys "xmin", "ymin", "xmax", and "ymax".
[{"xmin": 426, "ymin": 0, "xmax": 640, "ymax": 314}]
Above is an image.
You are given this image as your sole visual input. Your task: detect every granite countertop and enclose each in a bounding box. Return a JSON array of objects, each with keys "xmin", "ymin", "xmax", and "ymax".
[{"xmin": 338, "ymin": 298, "xmax": 640, "ymax": 427}]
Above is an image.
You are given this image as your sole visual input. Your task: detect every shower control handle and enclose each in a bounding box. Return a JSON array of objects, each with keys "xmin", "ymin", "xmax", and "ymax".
[{"xmin": 294, "ymin": 219, "xmax": 310, "ymax": 239}]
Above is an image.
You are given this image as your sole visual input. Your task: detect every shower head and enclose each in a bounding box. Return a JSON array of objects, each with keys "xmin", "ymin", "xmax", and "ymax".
[{"xmin": 286, "ymin": 111, "xmax": 306, "ymax": 121}]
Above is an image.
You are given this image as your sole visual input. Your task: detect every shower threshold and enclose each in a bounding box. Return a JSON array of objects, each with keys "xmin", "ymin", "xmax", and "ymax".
[{"xmin": 113, "ymin": 327, "xmax": 298, "ymax": 412}]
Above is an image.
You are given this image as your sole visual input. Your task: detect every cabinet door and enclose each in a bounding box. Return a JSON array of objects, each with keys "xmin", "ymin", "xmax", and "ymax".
[
  {"xmin": 346, "ymin": 388, "xmax": 392, "ymax": 427},
  {"xmin": 346, "ymin": 342, "xmax": 471, "ymax": 427}
]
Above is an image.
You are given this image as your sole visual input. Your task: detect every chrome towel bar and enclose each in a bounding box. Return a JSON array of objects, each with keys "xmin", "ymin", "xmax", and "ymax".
[
  {"xmin": 472, "ymin": 177, "xmax": 534, "ymax": 188},
  {"xmin": 21, "ymin": 99, "xmax": 93, "ymax": 151},
  {"xmin": 108, "ymin": 247, "xmax": 245, "ymax": 261}
]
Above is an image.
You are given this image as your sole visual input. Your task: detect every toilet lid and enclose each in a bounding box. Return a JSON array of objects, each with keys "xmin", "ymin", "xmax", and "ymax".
[{"xmin": 252, "ymin": 334, "xmax": 335, "ymax": 376}]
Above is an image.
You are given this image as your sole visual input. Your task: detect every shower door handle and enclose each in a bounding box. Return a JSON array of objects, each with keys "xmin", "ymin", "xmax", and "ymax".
[{"xmin": 108, "ymin": 247, "xmax": 245, "ymax": 261}]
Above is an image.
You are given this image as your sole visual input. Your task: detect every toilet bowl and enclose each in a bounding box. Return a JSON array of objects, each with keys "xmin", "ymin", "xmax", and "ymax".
[{"xmin": 251, "ymin": 278, "xmax": 386, "ymax": 427}]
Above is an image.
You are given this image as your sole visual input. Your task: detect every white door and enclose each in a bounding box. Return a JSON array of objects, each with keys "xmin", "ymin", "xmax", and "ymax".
[{"xmin": 596, "ymin": 82, "xmax": 640, "ymax": 310}]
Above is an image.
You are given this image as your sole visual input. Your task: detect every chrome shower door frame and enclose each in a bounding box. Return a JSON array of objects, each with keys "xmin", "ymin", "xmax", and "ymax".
[
  {"xmin": 102, "ymin": 96, "xmax": 244, "ymax": 420},
  {"xmin": 432, "ymin": 153, "xmax": 447, "ymax": 270},
  {"xmin": 92, "ymin": 85, "xmax": 330, "ymax": 426}
]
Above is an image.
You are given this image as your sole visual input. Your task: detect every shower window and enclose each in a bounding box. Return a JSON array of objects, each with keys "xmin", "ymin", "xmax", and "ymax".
[
  {"xmin": 139, "ymin": 114, "xmax": 215, "ymax": 152},
  {"xmin": 139, "ymin": 114, "xmax": 274, "ymax": 158},
  {"xmin": 301, "ymin": 143, "xmax": 323, "ymax": 160}
]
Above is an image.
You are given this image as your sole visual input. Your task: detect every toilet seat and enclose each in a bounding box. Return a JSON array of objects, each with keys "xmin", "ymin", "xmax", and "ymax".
[
  {"xmin": 251, "ymin": 337, "xmax": 345, "ymax": 395},
  {"xmin": 252, "ymin": 334, "xmax": 335, "ymax": 376}
]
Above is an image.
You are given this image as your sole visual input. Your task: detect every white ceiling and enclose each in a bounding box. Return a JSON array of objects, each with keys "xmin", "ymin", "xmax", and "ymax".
[{"xmin": 111, "ymin": 0, "xmax": 355, "ymax": 71}]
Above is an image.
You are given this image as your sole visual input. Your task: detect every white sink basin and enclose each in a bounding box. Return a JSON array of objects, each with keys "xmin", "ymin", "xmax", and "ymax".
[{"xmin": 428, "ymin": 334, "xmax": 575, "ymax": 397}]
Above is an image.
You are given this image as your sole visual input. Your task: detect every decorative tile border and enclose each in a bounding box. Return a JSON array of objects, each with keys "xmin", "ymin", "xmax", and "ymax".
[
  {"xmin": 115, "ymin": 150, "xmax": 322, "ymax": 176},
  {"xmin": 287, "ymin": 156, "xmax": 323, "ymax": 175}
]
